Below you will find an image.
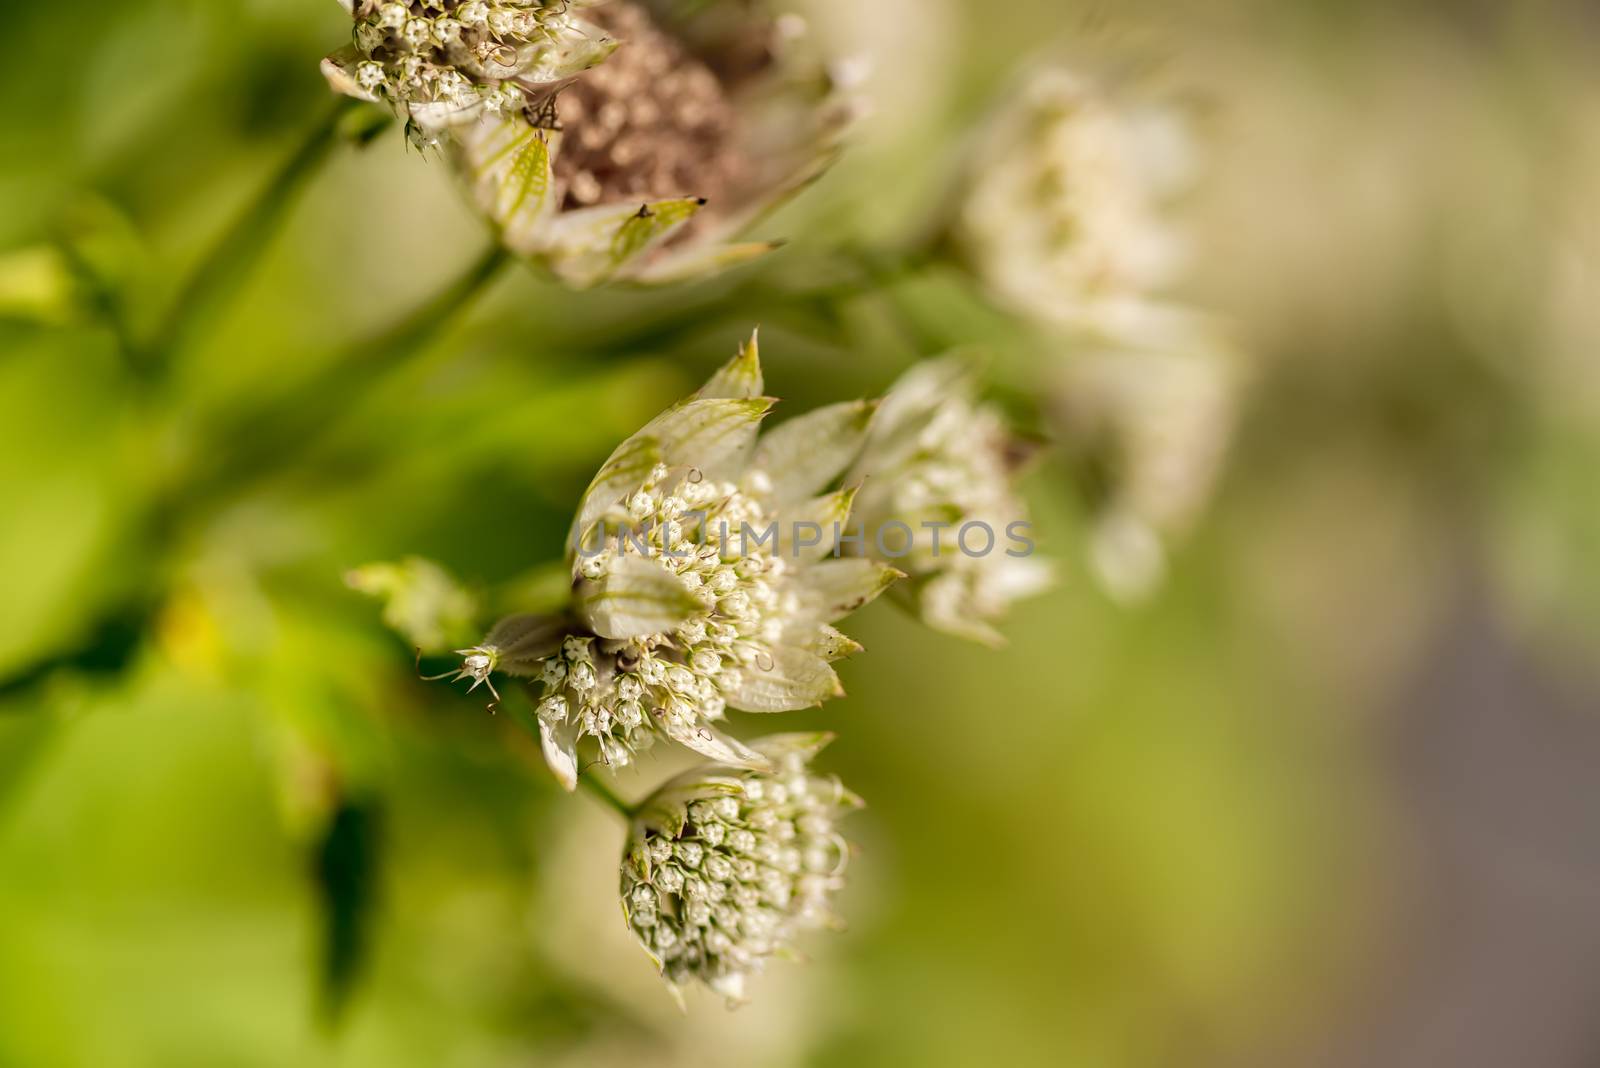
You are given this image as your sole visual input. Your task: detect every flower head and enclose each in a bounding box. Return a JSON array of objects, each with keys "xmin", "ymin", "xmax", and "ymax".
[
  {"xmin": 848, "ymin": 358, "xmax": 1051, "ymax": 645},
  {"xmin": 322, "ymin": 1, "xmax": 618, "ymax": 148},
  {"xmin": 325, "ymin": 1, "xmax": 861, "ymax": 286},
  {"xmin": 954, "ymin": 65, "xmax": 1194, "ymax": 336},
  {"xmin": 620, "ymin": 732, "xmax": 860, "ymax": 1007},
  {"xmin": 457, "ymin": 334, "xmax": 899, "ymax": 789}
]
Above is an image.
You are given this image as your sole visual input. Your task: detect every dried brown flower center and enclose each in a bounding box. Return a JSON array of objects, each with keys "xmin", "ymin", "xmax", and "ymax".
[{"xmin": 553, "ymin": 2, "xmax": 748, "ymax": 210}]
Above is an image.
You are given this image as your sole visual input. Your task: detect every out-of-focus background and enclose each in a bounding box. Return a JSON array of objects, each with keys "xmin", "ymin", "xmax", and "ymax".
[{"xmin": 3, "ymin": 1, "xmax": 1600, "ymax": 1065}]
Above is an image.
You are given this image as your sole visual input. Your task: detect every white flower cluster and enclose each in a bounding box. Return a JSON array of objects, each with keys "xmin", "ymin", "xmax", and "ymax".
[
  {"xmin": 378, "ymin": 338, "xmax": 1044, "ymax": 1005},
  {"xmin": 957, "ymin": 65, "xmax": 1194, "ymax": 337},
  {"xmin": 325, "ymin": 0, "xmax": 611, "ymax": 145},
  {"xmin": 325, "ymin": 1, "xmax": 861, "ymax": 286},
  {"xmin": 621, "ymin": 734, "xmax": 859, "ymax": 1006},
  {"xmin": 850, "ymin": 359, "xmax": 1052, "ymax": 645},
  {"xmin": 450, "ymin": 337, "xmax": 898, "ymax": 789},
  {"xmin": 533, "ymin": 466, "xmax": 811, "ymax": 772}
]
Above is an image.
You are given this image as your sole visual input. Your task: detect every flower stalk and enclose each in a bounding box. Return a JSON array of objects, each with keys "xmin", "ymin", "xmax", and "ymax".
[
  {"xmin": 138, "ymin": 96, "xmax": 368, "ymax": 379},
  {"xmin": 579, "ymin": 770, "xmax": 636, "ymax": 820}
]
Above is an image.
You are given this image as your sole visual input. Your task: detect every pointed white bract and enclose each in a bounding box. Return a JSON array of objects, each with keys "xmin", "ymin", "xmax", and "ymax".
[
  {"xmin": 848, "ymin": 358, "xmax": 1052, "ymax": 645},
  {"xmin": 324, "ymin": 1, "xmax": 861, "ymax": 286},
  {"xmin": 457, "ymin": 334, "xmax": 897, "ymax": 789},
  {"xmin": 620, "ymin": 733, "xmax": 860, "ymax": 1007},
  {"xmin": 955, "ymin": 65, "xmax": 1194, "ymax": 338}
]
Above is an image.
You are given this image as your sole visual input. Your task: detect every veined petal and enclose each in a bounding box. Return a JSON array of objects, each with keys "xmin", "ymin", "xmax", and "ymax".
[
  {"xmin": 453, "ymin": 118, "xmax": 557, "ymax": 255},
  {"xmin": 539, "ymin": 717, "xmax": 580, "ymax": 792},
  {"xmin": 638, "ymin": 396, "xmax": 775, "ymax": 482},
  {"xmin": 808, "ymin": 624, "xmax": 864, "ymax": 663},
  {"xmin": 541, "ymin": 198, "xmax": 706, "ymax": 289},
  {"xmin": 628, "ymin": 241, "xmax": 781, "ymax": 286},
  {"xmin": 657, "ymin": 716, "xmax": 774, "ymax": 771},
  {"xmin": 521, "ymin": 19, "xmax": 620, "ymax": 82},
  {"xmin": 749, "ymin": 400, "xmax": 879, "ymax": 505},
  {"xmin": 575, "ymin": 555, "xmax": 703, "ymax": 640},
  {"xmin": 726, "ymin": 645, "xmax": 842, "ymax": 713},
  {"xmin": 775, "ymin": 487, "xmax": 858, "ymax": 561},
  {"xmin": 320, "ymin": 46, "xmax": 379, "ymax": 103},
  {"xmin": 694, "ymin": 331, "xmax": 764, "ymax": 401},
  {"xmin": 748, "ymin": 731, "xmax": 837, "ymax": 765},
  {"xmin": 480, "ymin": 613, "xmax": 568, "ymax": 674},
  {"xmin": 569, "ymin": 434, "xmax": 665, "ymax": 559},
  {"xmin": 794, "ymin": 559, "xmax": 902, "ymax": 623}
]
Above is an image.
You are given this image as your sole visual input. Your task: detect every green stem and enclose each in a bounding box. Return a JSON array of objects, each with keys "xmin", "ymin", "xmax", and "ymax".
[
  {"xmin": 137, "ymin": 96, "xmax": 364, "ymax": 378},
  {"xmin": 363, "ymin": 243, "xmax": 512, "ymax": 359},
  {"xmin": 185, "ymin": 241, "xmax": 511, "ymax": 504},
  {"xmin": 578, "ymin": 771, "xmax": 635, "ymax": 821}
]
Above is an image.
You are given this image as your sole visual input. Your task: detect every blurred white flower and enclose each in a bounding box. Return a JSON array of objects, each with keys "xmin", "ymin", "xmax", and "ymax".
[
  {"xmin": 955, "ymin": 65, "xmax": 1195, "ymax": 337},
  {"xmin": 620, "ymin": 732, "xmax": 860, "ymax": 1007},
  {"xmin": 459, "ymin": 334, "xmax": 900, "ymax": 789},
  {"xmin": 1056, "ymin": 321, "xmax": 1243, "ymax": 602},
  {"xmin": 325, "ymin": 1, "xmax": 861, "ymax": 286},
  {"xmin": 848, "ymin": 358, "xmax": 1052, "ymax": 645},
  {"xmin": 344, "ymin": 556, "xmax": 480, "ymax": 653}
]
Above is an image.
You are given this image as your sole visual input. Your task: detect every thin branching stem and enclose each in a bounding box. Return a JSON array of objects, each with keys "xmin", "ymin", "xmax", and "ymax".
[
  {"xmin": 578, "ymin": 771, "xmax": 636, "ymax": 821},
  {"xmin": 135, "ymin": 96, "xmax": 365, "ymax": 379}
]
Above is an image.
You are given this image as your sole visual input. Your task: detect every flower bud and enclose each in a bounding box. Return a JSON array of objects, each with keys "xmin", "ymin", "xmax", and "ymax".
[{"xmin": 620, "ymin": 734, "xmax": 861, "ymax": 1006}]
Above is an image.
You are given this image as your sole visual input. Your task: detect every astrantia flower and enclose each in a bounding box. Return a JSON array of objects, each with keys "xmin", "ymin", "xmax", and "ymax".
[
  {"xmin": 847, "ymin": 359, "xmax": 1051, "ymax": 645},
  {"xmin": 322, "ymin": 1, "xmax": 618, "ymax": 148},
  {"xmin": 954, "ymin": 65, "xmax": 1194, "ymax": 336},
  {"xmin": 620, "ymin": 732, "xmax": 859, "ymax": 1007},
  {"xmin": 456, "ymin": 335, "xmax": 899, "ymax": 789},
  {"xmin": 1055, "ymin": 320, "xmax": 1242, "ymax": 602},
  {"xmin": 325, "ymin": 1, "xmax": 860, "ymax": 287}
]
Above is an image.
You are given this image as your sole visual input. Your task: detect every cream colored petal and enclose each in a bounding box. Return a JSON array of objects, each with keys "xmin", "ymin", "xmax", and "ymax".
[
  {"xmin": 693, "ymin": 331, "xmax": 764, "ymax": 401},
  {"xmin": 774, "ymin": 487, "xmax": 858, "ymax": 562},
  {"xmin": 453, "ymin": 118, "xmax": 558, "ymax": 255},
  {"xmin": 541, "ymin": 197, "xmax": 706, "ymax": 288},
  {"xmin": 793, "ymin": 559, "xmax": 902, "ymax": 623},
  {"xmin": 575, "ymin": 555, "xmax": 703, "ymax": 641},
  {"xmin": 725, "ymin": 645, "xmax": 843, "ymax": 713},
  {"xmin": 539, "ymin": 718, "xmax": 580, "ymax": 792},
  {"xmin": 749, "ymin": 400, "xmax": 879, "ymax": 505}
]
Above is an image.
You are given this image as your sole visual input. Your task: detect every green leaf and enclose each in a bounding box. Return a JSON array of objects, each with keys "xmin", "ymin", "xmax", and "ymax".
[{"xmin": 313, "ymin": 794, "xmax": 383, "ymax": 1030}]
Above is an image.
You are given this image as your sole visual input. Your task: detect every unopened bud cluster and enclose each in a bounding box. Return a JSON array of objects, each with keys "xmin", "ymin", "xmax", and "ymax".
[{"xmin": 622, "ymin": 735, "xmax": 860, "ymax": 1005}]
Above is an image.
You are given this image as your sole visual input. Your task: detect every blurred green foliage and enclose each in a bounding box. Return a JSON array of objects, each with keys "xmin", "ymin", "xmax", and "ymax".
[{"xmin": 2, "ymin": 1, "xmax": 1598, "ymax": 1066}]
